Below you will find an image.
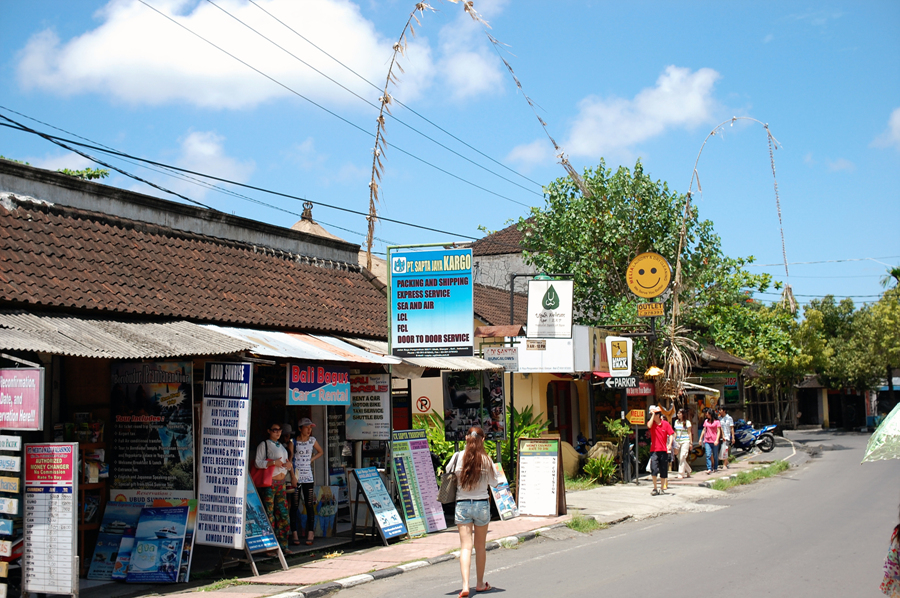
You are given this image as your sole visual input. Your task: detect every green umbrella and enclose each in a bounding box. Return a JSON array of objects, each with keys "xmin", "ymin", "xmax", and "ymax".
[{"xmin": 862, "ymin": 402, "xmax": 900, "ymax": 463}]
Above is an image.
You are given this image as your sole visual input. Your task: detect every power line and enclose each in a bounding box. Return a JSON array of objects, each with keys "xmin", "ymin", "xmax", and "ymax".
[
  {"xmin": 748, "ymin": 256, "xmax": 900, "ymax": 267},
  {"xmin": 0, "ymin": 115, "xmax": 477, "ymax": 240},
  {"xmin": 204, "ymin": 0, "xmax": 543, "ymax": 200},
  {"xmin": 134, "ymin": 0, "xmax": 530, "ymax": 208},
  {"xmin": 245, "ymin": 0, "xmax": 545, "ymax": 189},
  {"xmin": 756, "ymin": 292, "xmax": 885, "ymax": 298}
]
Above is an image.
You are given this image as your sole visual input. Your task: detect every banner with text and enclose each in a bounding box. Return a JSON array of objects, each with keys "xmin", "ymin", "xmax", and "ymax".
[
  {"xmin": 197, "ymin": 362, "xmax": 252, "ymax": 549},
  {"xmin": 0, "ymin": 368, "xmax": 43, "ymax": 431},
  {"xmin": 110, "ymin": 362, "xmax": 194, "ymax": 503},
  {"xmin": 390, "ymin": 430, "xmax": 446, "ymax": 535},
  {"xmin": 347, "ymin": 374, "xmax": 390, "ymax": 440},
  {"xmin": 390, "ymin": 248, "xmax": 474, "ymax": 358},
  {"xmin": 287, "ymin": 364, "xmax": 350, "ymax": 406}
]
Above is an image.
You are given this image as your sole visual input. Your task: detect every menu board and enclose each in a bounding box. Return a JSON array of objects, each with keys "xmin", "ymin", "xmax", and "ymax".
[
  {"xmin": 197, "ymin": 362, "xmax": 252, "ymax": 549},
  {"xmin": 516, "ymin": 438, "xmax": 560, "ymax": 517},
  {"xmin": 23, "ymin": 443, "xmax": 77, "ymax": 595},
  {"xmin": 489, "ymin": 463, "xmax": 519, "ymax": 521},
  {"xmin": 390, "ymin": 430, "xmax": 446, "ymax": 534},
  {"xmin": 352, "ymin": 467, "xmax": 406, "ymax": 541}
]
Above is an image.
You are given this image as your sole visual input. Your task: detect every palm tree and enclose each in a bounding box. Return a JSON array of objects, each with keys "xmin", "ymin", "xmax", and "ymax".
[{"xmin": 880, "ymin": 266, "xmax": 900, "ymax": 289}]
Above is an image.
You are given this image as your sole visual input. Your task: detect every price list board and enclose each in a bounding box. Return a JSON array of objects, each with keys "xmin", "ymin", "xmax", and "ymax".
[
  {"xmin": 23, "ymin": 443, "xmax": 77, "ymax": 596},
  {"xmin": 516, "ymin": 438, "xmax": 562, "ymax": 517}
]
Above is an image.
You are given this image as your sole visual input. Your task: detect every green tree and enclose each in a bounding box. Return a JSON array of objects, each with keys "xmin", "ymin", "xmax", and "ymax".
[{"xmin": 58, "ymin": 167, "xmax": 110, "ymax": 181}]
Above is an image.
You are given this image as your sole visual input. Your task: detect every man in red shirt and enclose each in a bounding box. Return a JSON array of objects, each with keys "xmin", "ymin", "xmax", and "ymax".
[{"xmin": 647, "ymin": 405, "xmax": 675, "ymax": 496}]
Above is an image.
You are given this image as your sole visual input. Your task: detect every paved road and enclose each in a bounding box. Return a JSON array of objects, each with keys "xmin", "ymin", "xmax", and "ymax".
[{"xmin": 335, "ymin": 430, "xmax": 898, "ymax": 598}]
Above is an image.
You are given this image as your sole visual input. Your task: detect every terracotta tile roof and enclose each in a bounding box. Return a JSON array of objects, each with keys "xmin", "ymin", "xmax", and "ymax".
[
  {"xmin": 474, "ymin": 283, "xmax": 527, "ymax": 326},
  {"xmin": 0, "ymin": 199, "xmax": 387, "ymax": 338},
  {"xmin": 469, "ymin": 219, "xmax": 532, "ymax": 256}
]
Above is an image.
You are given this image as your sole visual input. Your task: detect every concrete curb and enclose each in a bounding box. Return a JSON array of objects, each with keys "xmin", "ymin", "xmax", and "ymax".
[{"xmin": 288, "ymin": 521, "xmax": 583, "ymax": 597}]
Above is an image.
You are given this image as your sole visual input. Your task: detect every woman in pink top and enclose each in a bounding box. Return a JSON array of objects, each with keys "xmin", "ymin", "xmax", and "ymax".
[{"xmin": 702, "ymin": 408, "xmax": 722, "ymax": 473}]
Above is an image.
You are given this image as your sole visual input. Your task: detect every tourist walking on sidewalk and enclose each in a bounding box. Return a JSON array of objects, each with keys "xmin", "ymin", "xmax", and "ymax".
[
  {"xmin": 702, "ymin": 409, "xmax": 722, "ymax": 474},
  {"xmin": 673, "ymin": 408, "xmax": 693, "ymax": 478},
  {"xmin": 717, "ymin": 407, "xmax": 735, "ymax": 470},
  {"xmin": 290, "ymin": 417, "xmax": 323, "ymax": 546},
  {"xmin": 255, "ymin": 422, "xmax": 293, "ymax": 554},
  {"xmin": 449, "ymin": 426, "xmax": 499, "ymax": 597},
  {"xmin": 647, "ymin": 405, "xmax": 674, "ymax": 495}
]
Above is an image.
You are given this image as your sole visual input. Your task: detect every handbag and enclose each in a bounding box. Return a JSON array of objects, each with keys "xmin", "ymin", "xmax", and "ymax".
[
  {"xmin": 250, "ymin": 441, "xmax": 274, "ymax": 488},
  {"xmin": 438, "ymin": 452, "xmax": 459, "ymax": 504}
]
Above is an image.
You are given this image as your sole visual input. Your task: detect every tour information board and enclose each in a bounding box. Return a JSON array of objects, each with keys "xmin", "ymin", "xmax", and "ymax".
[
  {"xmin": 352, "ymin": 467, "xmax": 407, "ymax": 541},
  {"xmin": 516, "ymin": 438, "xmax": 560, "ymax": 517},
  {"xmin": 197, "ymin": 362, "xmax": 252, "ymax": 549},
  {"xmin": 23, "ymin": 443, "xmax": 77, "ymax": 596},
  {"xmin": 391, "ymin": 429, "xmax": 446, "ymax": 535}
]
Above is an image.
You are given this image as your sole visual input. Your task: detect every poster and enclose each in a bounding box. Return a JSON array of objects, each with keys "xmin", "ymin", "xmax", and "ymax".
[
  {"xmin": 0, "ymin": 368, "xmax": 43, "ymax": 431},
  {"xmin": 516, "ymin": 439, "xmax": 559, "ymax": 517},
  {"xmin": 197, "ymin": 362, "xmax": 251, "ymax": 549},
  {"xmin": 87, "ymin": 501, "xmax": 144, "ymax": 580},
  {"xmin": 390, "ymin": 248, "xmax": 474, "ymax": 358},
  {"xmin": 125, "ymin": 506, "xmax": 189, "ymax": 583},
  {"xmin": 347, "ymin": 374, "xmax": 390, "ymax": 440},
  {"xmin": 151, "ymin": 499, "xmax": 198, "ymax": 583},
  {"xmin": 526, "ymin": 279, "xmax": 574, "ymax": 339},
  {"xmin": 391, "ymin": 430, "xmax": 446, "ymax": 535},
  {"xmin": 22, "ymin": 443, "xmax": 76, "ymax": 596},
  {"xmin": 443, "ymin": 371, "xmax": 505, "ymax": 441},
  {"xmin": 287, "ymin": 364, "xmax": 350, "ymax": 406},
  {"xmin": 483, "ymin": 346, "xmax": 518, "ymax": 372},
  {"xmin": 489, "ymin": 463, "xmax": 518, "ymax": 521},
  {"xmin": 353, "ymin": 467, "xmax": 406, "ymax": 540},
  {"xmin": 110, "ymin": 362, "xmax": 194, "ymax": 503},
  {"xmin": 244, "ymin": 479, "xmax": 277, "ymax": 553}
]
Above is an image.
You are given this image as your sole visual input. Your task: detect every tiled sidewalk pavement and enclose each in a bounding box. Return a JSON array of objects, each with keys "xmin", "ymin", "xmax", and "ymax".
[{"xmin": 245, "ymin": 515, "xmax": 567, "ymax": 587}]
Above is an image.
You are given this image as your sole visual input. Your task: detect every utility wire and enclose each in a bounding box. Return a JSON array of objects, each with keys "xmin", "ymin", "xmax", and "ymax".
[
  {"xmin": 245, "ymin": 0, "xmax": 545, "ymax": 189},
  {"xmin": 0, "ymin": 116, "xmax": 477, "ymax": 240},
  {"xmin": 748, "ymin": 256, "xmax": 900, "ymax": 267},
  {"xmin": 756, "ymin": 292, "xmax": 885, "ymax": 298},
  {"xmin": 204, "ymin": 0, "xmax": 542, "ymax": 199},
  {"xmin": 134, "ymin": 0, "xmax": 529, "ymax": 208},
  {"xmin": 0, "ymin": 106, "xmax": 400, "ymax": 246}
]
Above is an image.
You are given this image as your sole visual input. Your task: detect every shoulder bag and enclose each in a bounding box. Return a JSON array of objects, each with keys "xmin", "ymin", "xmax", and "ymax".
[
  {"xmin": 250, "ymin": 440, "xmax": 274, "ymax": 488},
  {"xmin": 438, "ymin": 452, "xmax": 459, "ymax": 504}
]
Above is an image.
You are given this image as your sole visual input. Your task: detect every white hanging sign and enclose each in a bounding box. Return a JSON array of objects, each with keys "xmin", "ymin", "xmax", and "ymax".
[
  {"xmin": 526, "ymin": 280, "xmax": 574, "ymax": 339},
  {"xmin": 605, "ymin": 336, "xmax": 633, "ymax": 378}
]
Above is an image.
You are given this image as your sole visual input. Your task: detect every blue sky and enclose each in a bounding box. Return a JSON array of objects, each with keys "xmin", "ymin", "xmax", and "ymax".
[{"xmin": 1, "ymin": 0, "xmax": 898, "ymax": 307}]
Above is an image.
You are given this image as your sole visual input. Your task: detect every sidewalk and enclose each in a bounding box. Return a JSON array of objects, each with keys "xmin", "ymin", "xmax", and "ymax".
[{"xmin": 82, "ymin": 440, "xmax": 804, "ymax": 598}]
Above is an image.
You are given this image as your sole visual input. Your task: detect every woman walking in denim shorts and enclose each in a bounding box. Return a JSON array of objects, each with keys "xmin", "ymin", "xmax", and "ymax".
[{"xmin": 449, "ymin": 426, "xmax": 499, "ymax": 597}]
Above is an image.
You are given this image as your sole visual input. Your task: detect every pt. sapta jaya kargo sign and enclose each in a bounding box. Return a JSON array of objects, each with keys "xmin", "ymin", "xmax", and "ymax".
[{"xmin": 390, "ymin": 248, "xmax": 474, "ymax": 358}]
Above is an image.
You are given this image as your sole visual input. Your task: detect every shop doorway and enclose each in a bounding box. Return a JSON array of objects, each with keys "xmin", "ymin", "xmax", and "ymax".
[{"xmin": 548, "ymin": 381, "xmax": 577, "ymax": 445}]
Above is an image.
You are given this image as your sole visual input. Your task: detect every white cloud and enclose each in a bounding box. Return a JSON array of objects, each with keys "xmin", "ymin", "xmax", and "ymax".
[
  {"xmin": 28, "ymin": 152, "xmax": 95, "ymax": 172},
  {"xmin": 565, "ymin": 66, "xmax": 720, "ymax": 159},
  {"xmin": 763, "ymin": 33, "xmax": 774, "ymax": 43},
  {"xmin": 872, "ymin": 107, "xmax": 900, "ymax": 150},
  {"xmin": 803, "ymin": 152, "xmax": 815, "ymax": 166},
  {"xmin": 286, "ymin": 138, "xmax": 327, "ymax": 171},
  {"xmin": 435, "ymin": 2, "xmax": 505, "ymax": 100},
  {"xmin": 826, "ymin": 158, "xmax": 855, "ymax": 172},
  {"xmin": 505, "ymin": 139, "xmax": 552, "ymax": 170},
  {"xmin": 16, "ymin": 0, "xmax": 435, "ymax": 110},
  {"xmin": 169, "ymin": 131, "xmax": 255, "ymax": 198}
]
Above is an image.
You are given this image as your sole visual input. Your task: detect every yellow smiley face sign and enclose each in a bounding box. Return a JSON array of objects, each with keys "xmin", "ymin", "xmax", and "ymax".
[{"xmin": 625, "ymin": 252, "xmax": 672, "ymax": 299}]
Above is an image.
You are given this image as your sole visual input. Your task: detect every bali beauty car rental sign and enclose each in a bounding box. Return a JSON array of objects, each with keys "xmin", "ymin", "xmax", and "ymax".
[
  {"xmin": 287, "ymin": 364, "xmax": 351, "ymax": 406},
  {"xmin": 390, "ymin": 248, "xmax": 474, "ymax": 358}
]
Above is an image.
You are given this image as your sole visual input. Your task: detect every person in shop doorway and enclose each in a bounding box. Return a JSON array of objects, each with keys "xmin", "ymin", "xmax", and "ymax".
[
  {"xmin": 291, "ymin": 417, "xmax": 323, "ymax": 546},
  {"xmin": 449, "ymin": 426, "xmax": 499, "ymax": 597},
  {"xmin": 717, "ymin": 407, "xmax": 735, "ymax": 470},
  {"xmin": 255, "ymin": 422, "xmax": 293, "ymax": 555},
  {"xmin": 647, "ymin": 405, "xmax": 674, "ymax": 496}
]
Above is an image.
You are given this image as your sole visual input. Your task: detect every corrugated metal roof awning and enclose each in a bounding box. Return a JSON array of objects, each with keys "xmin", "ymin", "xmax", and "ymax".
[
  {"xmin": 202, "ymin": 325, "xmax": 400, "ymax": 365},
  {"xmin": 342, "ymin": 338, "xmax": 501, "ymax": 373},
  {"xmin": 682, "ymin": 381, "xmax": 721, "ymax": 396},
  {"xmin": 0, "ymin": 310, "xmax": 251, "ymax": 359}
]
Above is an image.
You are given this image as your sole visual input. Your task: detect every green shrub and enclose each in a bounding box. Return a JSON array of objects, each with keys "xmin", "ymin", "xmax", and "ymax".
[{"xmin": 583, "ymin": 455, "xmax": 617, "ymax": 485}]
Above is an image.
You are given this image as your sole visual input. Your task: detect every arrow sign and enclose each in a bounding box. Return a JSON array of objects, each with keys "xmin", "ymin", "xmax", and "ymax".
[{"xmin": 604, "ymin": 376, "xmax": 639, "ymax": 390}]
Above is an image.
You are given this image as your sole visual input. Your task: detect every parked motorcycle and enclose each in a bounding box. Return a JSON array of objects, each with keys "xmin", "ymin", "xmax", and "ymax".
[
  {"xmin": 733, "ymin": 419, "xmax": 776, "ymax": 453},
  {"xmin": 575, "ymin": 433, "xmax": 594, "ymax": 455}
]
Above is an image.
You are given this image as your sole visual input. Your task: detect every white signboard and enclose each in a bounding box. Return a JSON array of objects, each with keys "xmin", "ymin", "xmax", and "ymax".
[
  {"xmin": 483, "ymin": 346, "xmax": 519, "ymax": 372},
  {"xmin": 516, "ymin": 438, "xmax": 559, "ymax": 517},
  {"xmin": 0, "ymin": 499, "xmax": 17, "ymax": 516},
  {"xmin": 605, "ymin": 336, "xmax": 634, "ymax": 377},
  {"xmin": 514, "ymin": 337, "xmax": 574, "ymax": 373},
  {"xmin": 346, "ymin": 374, "xmax": 391, "ymax": 440},
  {"xmin": 0, "ymin": 437, "xmax": 22, "ymax": 452},
  {"xmin": 0, "ymin": 457, "xmax": 20, "ymax": 473},
  {"xmin": 23, "ymin": 443, "xmax": 77, "ymax": 596},
  {"xmin": 526, "ymin": 280, "xmax": 574, "ymax": 339},
  {"xmin": 197, "ymin": 363, "xmax": 252, "ymax": 549}
]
